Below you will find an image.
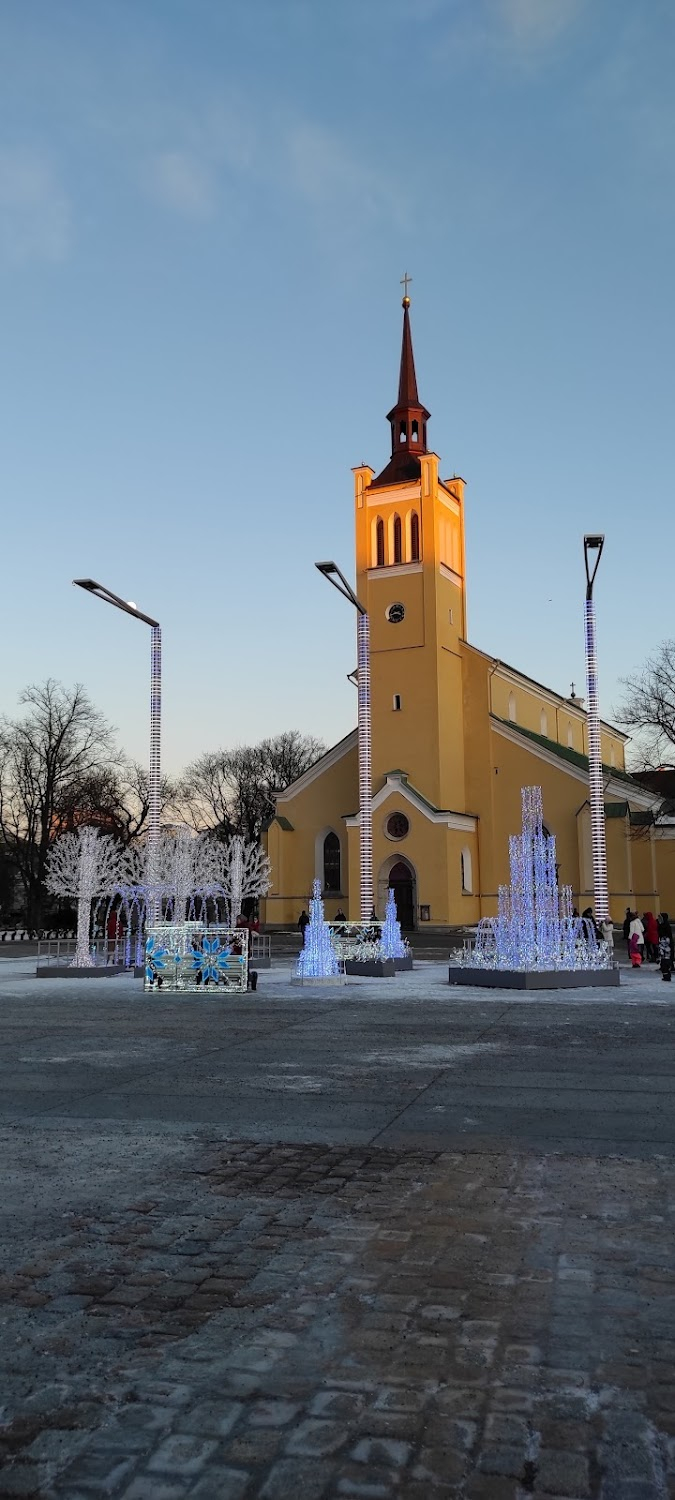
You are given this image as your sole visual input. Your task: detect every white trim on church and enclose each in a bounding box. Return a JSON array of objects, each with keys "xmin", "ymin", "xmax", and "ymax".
[{"xmin": 344, "ymin": 772, "xmax": 477, "ymax": 832}]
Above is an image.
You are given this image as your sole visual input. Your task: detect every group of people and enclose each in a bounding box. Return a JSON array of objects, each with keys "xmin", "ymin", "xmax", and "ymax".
[
  {"xmin": 298, "ymin": 907, "xmax": 347, "ymax": 936},
  {"xmin": 624, "ymin": 909, "xmax": 674, "ymax": 980}
]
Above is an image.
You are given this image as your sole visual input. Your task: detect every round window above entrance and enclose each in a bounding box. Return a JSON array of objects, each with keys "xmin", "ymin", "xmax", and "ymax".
[{"xmin": 385, "ymin": 811, "xmax": 409, "ymax": 841}]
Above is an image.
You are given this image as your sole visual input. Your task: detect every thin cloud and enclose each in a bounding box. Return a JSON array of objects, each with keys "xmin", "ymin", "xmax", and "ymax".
[
  {"xmin": 141, "ymin": 102, "xmax": 405, "ymax": 246},
  {"xmin": 493, "ymin": 0, "xmax": 586, "ymax": 53},
  {"xmin": 0, "ymin": 146, "xmax": 70, "ymax": 264},
  {"xmin": 146, "ymin": 149, "xmax": 216, "ymax": 219},
  {"xmin": 433, "ymin": 0, "xmax": 587, "ymax": 70},
  {"xmin": 285, "ymin": 120, "xmax": 405, "ymax": 229}
]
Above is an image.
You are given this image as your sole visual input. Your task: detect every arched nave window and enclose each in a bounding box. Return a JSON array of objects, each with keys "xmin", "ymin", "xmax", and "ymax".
[
  {"xmin": 323, "ymin": 832, "xmax": 341, "ymax": 892},
  {"xmin": 376, "ymin": 518, "xmax": 385, "ymax": 567}
]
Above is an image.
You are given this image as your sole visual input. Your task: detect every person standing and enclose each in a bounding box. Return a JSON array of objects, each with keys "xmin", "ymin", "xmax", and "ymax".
[
  {"xmin": 600, "ymin": 917, "xmax": 614, "ymax": 954},
  {"xmin": 298, "ymin": 910, "xmax": 309, "ymax": 939},
  {"xmin": 643, "ymin": 911, "xmax": 659, "ymax": 963},
  {"xmin": 629, "ymin": 930, "xmax": 643, "ymax": 968},
  {"xmin": 658, "ymin": 914, "xmax": 674, "ymax": 982},
  {"xmin": 582, "ymin": 907, "xmax": 602, "ymax": 943},
  {"xmin": 623, "ymin": 907, "xmax": 632, "ymax": 954},
  {"xmin": 628, "ymin": 911, "xmax": 644, "ymax": 962}
]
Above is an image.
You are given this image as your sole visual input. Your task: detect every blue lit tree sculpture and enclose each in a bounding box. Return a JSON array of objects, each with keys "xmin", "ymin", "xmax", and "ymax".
[
  {"xmin": 467, "ymin": 786, "xmax": 610, "ymax": 972},
  {"xmin": 296, "ymin": 879, "xmax": 341, "ymax": 979},
  {"xmin": 380, "ymin": 886, "xmax": 407, "ymax": 961}
]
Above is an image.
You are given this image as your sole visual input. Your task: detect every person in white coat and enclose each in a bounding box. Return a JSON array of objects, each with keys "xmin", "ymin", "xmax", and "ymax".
[
  {"xmin": 628, "ymin": 912, "xmax": 644, "ymax": 960},
  {"xmin": 600, "ymin": 917, "xmax": 614, "ymax": 953}
]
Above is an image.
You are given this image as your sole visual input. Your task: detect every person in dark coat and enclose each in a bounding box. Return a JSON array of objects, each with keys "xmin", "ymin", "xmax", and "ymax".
[
  {"xmin": 658, "ymin": 914, "xmax": 674, "ymax": 982},
  {"xmin": 298, "ymin": 910, "xmax": 309, "ymax": 938},
  {"xmin": 623, "ymin": 907, "xmax": 632, "ymax": 953},
  {"xmin": 582, "ymin": 907, "xmax": 602, "ymax": 943}
]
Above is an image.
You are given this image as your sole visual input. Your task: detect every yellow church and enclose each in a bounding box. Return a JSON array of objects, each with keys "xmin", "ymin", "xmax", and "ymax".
[{"xmin": 262, "ymin": 295, "xmax": 675, "ymax": 930}]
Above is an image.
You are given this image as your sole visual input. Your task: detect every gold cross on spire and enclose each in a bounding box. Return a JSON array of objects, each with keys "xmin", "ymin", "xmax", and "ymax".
[{"xmin": 400, "ymin": 270, "xmax": 412, "ymax": 304}]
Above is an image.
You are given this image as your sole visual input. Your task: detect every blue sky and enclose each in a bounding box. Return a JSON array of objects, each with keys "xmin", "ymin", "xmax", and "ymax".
[{"xmin": 0, "ymin": 0, "xmax": 673, "ymax": 772}]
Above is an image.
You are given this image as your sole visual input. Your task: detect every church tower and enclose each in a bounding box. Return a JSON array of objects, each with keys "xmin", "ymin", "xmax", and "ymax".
[
  {"xmin": 353, "ymin": 289, "xmax": 468, "ymax": 814},
  {"xmin": 264, "ymin": 285, "xmax": 646, "ymax": 934}
]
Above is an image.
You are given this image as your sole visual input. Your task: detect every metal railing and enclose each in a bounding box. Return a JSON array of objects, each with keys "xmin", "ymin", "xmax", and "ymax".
[
  {"xmin": 36, "ymin": 938, "xmax": 129, "ymax": 969},
  {"xmin": 36, "ymin": 930, "xmax": 272, "ymax": 972},
  {"xmin": 1, "ymin": 930, "xmax": 75, "ymax": 943},
  {"xmin": 249, "ymin": 932, "xmax": 271, "ymax": 962}
]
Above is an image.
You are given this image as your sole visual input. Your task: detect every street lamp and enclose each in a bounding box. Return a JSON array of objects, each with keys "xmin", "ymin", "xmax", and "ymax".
[
  {"xmin": 73, "ymin": 579, "xmax": 162, "ymax": 921},
  {"xmin": 583, "ymin": 536, "xmax": 609, "ymax": 921},
  {"xmin": 315, "ymin": 562, "xmax": 373, "ymax": 920}
]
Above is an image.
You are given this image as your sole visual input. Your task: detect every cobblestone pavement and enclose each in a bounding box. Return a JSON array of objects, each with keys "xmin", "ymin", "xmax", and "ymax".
[{"xmin": 2, "ymin": 967, "xmax": 675, "ymax": 1498}]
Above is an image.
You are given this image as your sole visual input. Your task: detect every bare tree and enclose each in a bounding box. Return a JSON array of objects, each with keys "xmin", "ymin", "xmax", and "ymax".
[
  {"xmin": 616, "ymin": 641, "xmax": 675, "ymax": 771},
  {"xmin": 0, "ymin": 681, "xmax": 118, "ymax": 929},
  {"xmin": 54, "ymin": 760, "xmax": 176, "ymax": 845},
  {"xmin": 0, "ymin": 842, "xmax": 19, "ymax": 924},
  {"xmin": 180, "ymin": 731, "xmax": 325, "ymax": 839}
]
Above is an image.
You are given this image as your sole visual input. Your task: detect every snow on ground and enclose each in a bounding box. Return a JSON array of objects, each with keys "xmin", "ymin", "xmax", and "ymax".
[{"xmin": 1, "ymin": 954, "xmax": 674, "ymax": 1005}]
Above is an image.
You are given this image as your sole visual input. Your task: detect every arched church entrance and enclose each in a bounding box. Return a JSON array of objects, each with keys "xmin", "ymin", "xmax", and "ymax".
[{"xmin": 380, "ymin": 858, "xmax": 416, "ymax": 931}]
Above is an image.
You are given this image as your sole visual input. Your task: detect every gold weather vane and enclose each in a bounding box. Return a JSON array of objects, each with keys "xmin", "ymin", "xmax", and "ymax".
[{"xmin": 400, "ymin": 271, "xmax": 412, "ymax": 304}]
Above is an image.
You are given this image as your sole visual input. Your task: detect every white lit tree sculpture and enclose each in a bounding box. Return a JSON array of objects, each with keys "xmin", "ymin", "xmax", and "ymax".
[
  {"xmin": 45, "ymin": 826, "xmax": 131, "ymax": 967},
  {"xmin": 155, "ymin": 825, "xmax": 205, "ymax": 921},
  {"xmin": 203, "ymin": 835, "xmax": 271, "ymax": 928}
]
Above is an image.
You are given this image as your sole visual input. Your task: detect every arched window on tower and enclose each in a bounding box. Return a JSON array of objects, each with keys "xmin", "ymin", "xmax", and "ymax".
[
  {"xmin": 410, "ymin": 511, "xmax": 420, "ymax": 561},
  {"xmin": 376, "ymin": 517, "xmax": 385, "ymax": 567},
  {"xmin": 323, "ymin": 832, "xmax": 341, "ymax": 893},
  {"xmin": 399, "ymin": 420, "xmax": 407, "ymax": 444},
  {"xmin": 411, "ymin": 419, "xmax": 419, "ymax": 444},
  {"xmin": 393, "ymin": 515, "xmax": 402, "ymax": 565}
]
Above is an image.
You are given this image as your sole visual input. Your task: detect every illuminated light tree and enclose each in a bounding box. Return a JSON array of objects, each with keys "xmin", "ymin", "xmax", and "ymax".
[
  {"xmin": 155, "ymin": 826, "xmax": 206, "ymax": 922},
  {"xmin": 466, "ymin": 786, "xmax": 610, "ymax": 973},
  {"xmin": 297, "ymin": 879, "xmax": 340, "ymax": 979},
  {"xmin": 202, "ymin": 835, "xmax": 271, "ymax": 927},
  {"xmin": 380, "ymin": 886, "xmax": 407, "ymax": 960},
  {"xmin": 45, "ymin": 827, "xmax": 132, "ymax": 967}
]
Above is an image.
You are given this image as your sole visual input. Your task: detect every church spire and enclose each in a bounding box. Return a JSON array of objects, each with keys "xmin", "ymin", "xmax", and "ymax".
[{"xmin": 372, "ymin": 278, "xmax": 431, "ymax": 488}]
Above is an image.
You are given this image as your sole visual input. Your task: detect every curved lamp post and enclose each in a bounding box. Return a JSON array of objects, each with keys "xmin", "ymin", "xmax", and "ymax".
[
  {"xmin": 583, "ymin": 536, "xmax": 609, "ymax": 921},
  {"xmin": 73, "ymin": 579, "xmax": 162, "ymax": 922},
  {"xmin": 315, "ymin": 562, "xmax": 373, "ymax": 920}
]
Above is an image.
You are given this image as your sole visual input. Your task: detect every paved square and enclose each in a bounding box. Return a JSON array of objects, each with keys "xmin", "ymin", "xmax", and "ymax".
[{"xmin": 2, "ymin": 957, "xmax": 675, "ymax": 1498}]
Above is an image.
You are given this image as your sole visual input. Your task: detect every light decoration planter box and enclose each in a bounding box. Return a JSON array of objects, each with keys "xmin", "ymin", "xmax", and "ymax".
[{"xmin": 144, "ymin": 922, "xmax": 248, "ymax": 994}]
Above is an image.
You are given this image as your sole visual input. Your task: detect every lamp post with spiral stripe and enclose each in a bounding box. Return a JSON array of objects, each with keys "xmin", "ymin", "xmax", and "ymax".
[
  {"xmin": 583, "ymin": 536, "xmax": 609, "ymax": 922},
  {"xmin": 73, "ymin": 579, "xmax": 162, "ymax": 923},
  {"xmin": 315, "ymin": 562, "xmax": 373, "ymax": 921}
]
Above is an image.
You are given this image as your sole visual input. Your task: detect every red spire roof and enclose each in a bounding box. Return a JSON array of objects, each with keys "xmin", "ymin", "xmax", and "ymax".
[
  {"xmin": 396, "ymin": 300, "xmax": 421, "ymax": 408},
  {"xmin": 372, "ymin": 293, "xmax": 431, "ymax": 488}
]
